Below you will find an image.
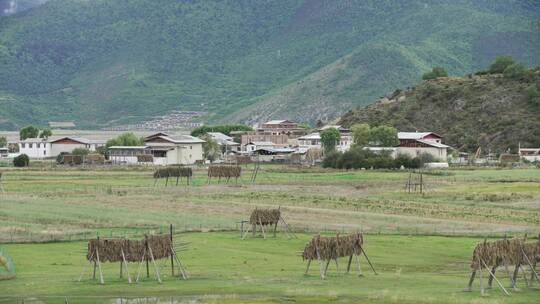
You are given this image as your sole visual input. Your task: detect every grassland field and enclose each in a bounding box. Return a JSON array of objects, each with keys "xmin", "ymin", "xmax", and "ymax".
[{"xmin": 0, "ymin": 165, "xmax": 539, "ymax": 303}]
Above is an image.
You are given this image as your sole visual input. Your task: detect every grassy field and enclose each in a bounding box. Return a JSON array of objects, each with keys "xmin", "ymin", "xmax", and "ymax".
[
  {"xmin": 2, "ymin": 232, "xmax": 540, "ymax": 303},
  {"xmin": 0, "ymin": 166, "xmax": 539, "ymax": 303}
]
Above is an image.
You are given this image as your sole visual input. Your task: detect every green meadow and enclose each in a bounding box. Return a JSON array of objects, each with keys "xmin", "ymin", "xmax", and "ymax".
[{"xmin": 0, "ymin": 166, "xmax": 539, "ymax": 303}]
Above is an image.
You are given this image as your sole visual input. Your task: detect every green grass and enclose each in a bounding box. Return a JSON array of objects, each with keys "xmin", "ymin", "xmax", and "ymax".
[
  {"xmin": 2, "ymin": 232, "xmax": 539, "ymax": 303},
  {"xmin": 0, "ymin": 166, "xmax": 539, "ymax": 302},
  {"xmin": 0, "ymin": 167, "xmax": 538, "ymax": 242}
]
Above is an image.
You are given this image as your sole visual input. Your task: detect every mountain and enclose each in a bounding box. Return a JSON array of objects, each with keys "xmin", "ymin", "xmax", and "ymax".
[
  {"xmin": 338, "ymin": 71, "xmax": 540, "ymax": 153},
  {"xmin": 0, "ymin": 0, "xmax": 539, "ymax": 129},
  {"xmin": 0, "ymin": 0, "xmax": 49, "ymax": 16}
]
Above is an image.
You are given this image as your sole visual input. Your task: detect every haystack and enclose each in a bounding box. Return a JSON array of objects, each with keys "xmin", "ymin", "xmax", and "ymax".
[
  {"xmin": 208, "ymin": 165, "xmax": 241, "ymax": 179},
  {"xmin": 249, "ymin": 208, "xmax": 280, "ymax": 226},
  {"xmin": 301, "ymin": 233, "xmax": 375, "ymax": 279}
]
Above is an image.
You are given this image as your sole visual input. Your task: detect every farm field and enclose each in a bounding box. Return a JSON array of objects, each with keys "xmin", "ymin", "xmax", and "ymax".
[
  {"xmin": 2, "ymin": 232, "xmax": 540, "ymax": 304},
  {"xmin": 0, "ymin": 166, "xmax": 539, "ymax": 303}
]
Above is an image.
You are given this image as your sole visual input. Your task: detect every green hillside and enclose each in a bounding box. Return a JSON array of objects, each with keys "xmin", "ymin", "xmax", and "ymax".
[
  {"xmin": 338, "ymin": 70, "xmax": 540, "ymax": 153},
  {"xmin": 0, "ymin": 0, "xmax": 539, "ymax": 129}
]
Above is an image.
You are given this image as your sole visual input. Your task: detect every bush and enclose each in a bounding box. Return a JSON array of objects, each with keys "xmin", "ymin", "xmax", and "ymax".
[
  {"xmin": 13, "ymin": 154, "xmax": 29, "ymax": 167},
  {"xmin": 422, "ymin": 66, "xmax": 448, "ymax": 80},
  {"xmin": 322, "ymin": 151, "xmax": 341, "ymax": 168},
  {"xmin": 527, "ymin": 86, "xmax": 540, "ymax": 104},
  {"xmin": 503, "ymin": 63, "xmax": 526, "ymax": 79},
  {"xmin": 488, "ymin": 56, "xmax": 516, "ymax": 74}
]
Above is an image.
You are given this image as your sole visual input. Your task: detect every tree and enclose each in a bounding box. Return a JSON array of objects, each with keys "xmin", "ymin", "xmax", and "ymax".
[
  {"xmin": 39, "ymin": 129, "xmax": 52, "ymax": 139},
  {"xmin": 19, "ymin": 125, "xmax": 39, "ymax": 140},
  {"xmin": 422, "ymin": 66, "xmax": 448, "ymax": 80},
  {"xmin": 369, "ymin": 126, "xmax": 398, "ymax": 147},
  {"xmin": 351, "ymin": 123, "xmax": 371, "ymax": 147},
  {"xmin": 503, "ymin": 63, "xmax": 525, "ymax": 79},
  {"xmin": 200, "ymin": 135, "xmax": 220, "ymax": 162},
  {"xmin": 0, "ymin": 136, "xmax": 6, "ymax": 148},
  {"xmin": 488, "ymin": 56, "xmax": 516, "ymax": 74},
  {"xmin": 13, "ymin": 154, "xmax": 29, "ymax": 167},
  {"xmin": 320, "ymin": 127, "xmax": 340, "ymax": 154},
  {"xmin": 106, "ymin": 132, "xmax": 144, "ymax": 148},
  {"xmin": 71, "ymin": 147, "xmax": 90, "ymax": 156}
]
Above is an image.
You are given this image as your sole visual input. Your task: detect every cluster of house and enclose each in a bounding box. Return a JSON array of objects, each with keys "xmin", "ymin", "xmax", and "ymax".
[
  {"xmin": 208, "ymin": 120, "xmax": 450, "ymax": 163},
  {"xmin": 9, "ymin": 119, "xmax": 539, "ymax": 166}
]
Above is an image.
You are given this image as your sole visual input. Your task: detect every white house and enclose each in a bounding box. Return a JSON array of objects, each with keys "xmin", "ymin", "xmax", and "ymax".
[
  {"xmin": 297, "ymin": 125, "xmax": 352, "ymax": 152},
  {"xmin": 18, "ymin": 136, "xmax": 105, "ymax": 158},
  {"xmin": 245, "ymin": 141, "xmax": 277, "ymax": 153},
  {"xmin": 0, "ymin": 147, "xmax": 8, "ymax": 158},
  {"xmin": 108, "ymin": 146, "xmax": 153, "ymax": 164},
  {"xmin": 519, "ymin": 148, "xmax": 540, "ymax": 162},
  {"xmin": 144, "ymin": 133, "xmax": 205, "ymax": 165},
  {"xmin": 396, "ymin": 132, "xmax": 449, "ymax": 161},
  {"xmin": 18, "ymin": 138, "xmax": 51, "ymax": 158},
  {"xmin": 207, "ymin": 132, "xmax": 240, "ymax": 153}
]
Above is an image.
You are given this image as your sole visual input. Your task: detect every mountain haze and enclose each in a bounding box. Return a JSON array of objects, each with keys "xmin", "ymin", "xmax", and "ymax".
[{"xmin": 0, "ymin": 0, "xmax": 539, "ymax": 129}]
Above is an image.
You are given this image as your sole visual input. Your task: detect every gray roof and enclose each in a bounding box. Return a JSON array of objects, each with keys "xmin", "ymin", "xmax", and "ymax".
[
  {"xmin": 398, "ymin": 132, "xmax": 441, "ymax": 140},
  {"xmin": 146, "ymin": 134, "xmax": 205, "ymax": 144},
  {"xmin": 108, "ymin": 146, "xmax": 149, "ymax": 149}
]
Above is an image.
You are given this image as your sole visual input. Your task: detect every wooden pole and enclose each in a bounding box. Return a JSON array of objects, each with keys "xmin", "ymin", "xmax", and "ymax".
[
  {"xmin": 147, "ymin": 244, "xmax": 162, "ymax": 283},
  {"xmin": 121, "ymin": 248, "xmax": 132, "ymax": 284},
  {"xmin": 95, "ymin": 247, "xmax": 104, "ymax": 285},
  {"xmin": 259, "ymin": 218, "xmax": 266, "ymax": 239},
  {"xmin": 479, "ymin": 264, "xmax": 484, "ymax": 296},
  {"xmin": 135, "ymin": 248, "xmax": 146, "ymax": 283},
  {"xmin": 314, "ymin": 241, "xmax": 325, "ymax": 279},
  {"xmin": 520, "ymin": 265, "xmax": 530, "ymax": 287},
  {"xmin": 304, "ymin": 259, "xmax": 312, "ymax": 275},
  {"xmin": 467, "ymin": 270, "xmax": 476, "ymax": 291},
  {"xmin": 170, "ymin": 224, "xmax": 174, "ymax": 277},
  {"xmin": 353, "ymin": 248, "xmax": 362, "ymax": 276},
  {"xmin": 170, "ymin": 246, "xmax": 188, "ymax": 280},
  {"xmin": 120, "ymin": 261, "xmax": 123, "ymax": 278},
  {"xmin": 511, "ymin": 265, "xmax": 520, "ymax": 288},
  {"xmin": 323, "ymin": 259, "xmax": 331, "ymax": 277},
  {"xmin": 487, "ymin": 266, "xmax": 496, "ymax": 288},
  {"xmin": 520, "ymin": 247, "xmax": 540, "ymax": 283},
  {"xmin": 481, "ymin": 259, "xmax": 510, "ymax": 296},
  {"xmin": 78, "ymin": 251, "xmax": 94, "ymax": 282},
  {"xmin": 360, "ymin": 246, "xmax": 377, "ymax": 275},
  {"xmin": 346, "ymin": 255, "xmax": 353, "ymax": 273}
]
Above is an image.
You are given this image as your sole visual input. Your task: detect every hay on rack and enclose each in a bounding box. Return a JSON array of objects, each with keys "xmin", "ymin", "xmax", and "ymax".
[
  {"xmin": 87, "ymin": 235, "xmax": 173, "ymax": 263},
  {"xmin": 302, "ymin": 233, "xmax": 364, "ymax": 261},
  {"xmin": 470, "ymin": 238, "xmax": 525, "ymax": 269},
  {"xmin": 208, "ymin": 165, "xmax": 241, "ymax": 178},
  {"xmin": 153, "ymin": 166, "xmax": 193, "ymax": 179},
  {"xmin": 85, "ymin": 154, "xmax": 105, "ymax": 164},
  {"xmin": 249, "ymin": 208, "xmax": 280, "ymax": 226}
]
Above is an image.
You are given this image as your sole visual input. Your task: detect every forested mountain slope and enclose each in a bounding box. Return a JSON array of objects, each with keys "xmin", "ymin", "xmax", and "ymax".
[
  {"xmin": 0, "ymin": 0, "xmax": 539, "ymax": 129},
  {"xmin": 339, "ymin": 72, "xmax": 540, "ymax": 153}
]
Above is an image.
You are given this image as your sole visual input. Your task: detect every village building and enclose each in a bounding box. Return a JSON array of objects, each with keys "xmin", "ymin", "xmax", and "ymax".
[
  {"xmin": 519, "ymin": 148, "xmax": 540, "ymax": 162},
  {"xmin": 207, "ymin": 132, "xmax": 240, "ymax": 154},
  {"xmin": 0, "ymin": 147, "xmax": 8, "ymax": 158},
  {"xmin": 396, "ymin": 132, "xmax": 449, "ymax": 161},
  {"xmin": 108, "ymin": 146, "xmax": 152, "ymax": 165},
  {"xmin": 257, "ymin": 120, "xmax": 306, "ymax": 137},
  {"xmin": 297, "ymin": 125, "xmax": 352, "ymax": 152},
  {"xmin": 143, "ymin": 132, "xmax": 205, "ymax": 165},
  {"xmin": 18, "ymin": 136, "xmax": 105, "ymax": 158}
]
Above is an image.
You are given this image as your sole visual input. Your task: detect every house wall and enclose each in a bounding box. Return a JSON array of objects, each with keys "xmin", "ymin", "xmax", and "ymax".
[
  {"xmin": 19, "ymin": 142, "xmax": 51, "ymax": 158},
  {"xmin": 396, "ymin": 147, "xmax": 447, "ymax": 161},
  {"xmin": 160, "ymin": 143, "xmax": 203, "ymax": 165},
  {"xmin": 51, "ymin": 143, "xmax": 88, "ymax": 156}
]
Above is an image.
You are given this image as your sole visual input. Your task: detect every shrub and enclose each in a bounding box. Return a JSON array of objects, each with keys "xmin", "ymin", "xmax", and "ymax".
[
  {"xmin": 488, "ymin": 56, "xmax": 516, "ymax": 74},
  {"xmin": 422, "ymin": 66, "xmax": 448, "ymax": 80},
  {"xmin": 503, "ymin": 63, "xmax": 526, "ymax": 79},
  {"xmin": 13, "ymin": 154, "xmax": 29, "ymax": 167},
  {"xmin": 527, "ymin": 86, "xmax": 540, "ymax": 104},
  {"xmin": 322, "ymin": 151, "xmax": 341, "ymax": 168}
]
